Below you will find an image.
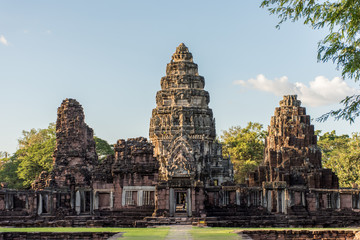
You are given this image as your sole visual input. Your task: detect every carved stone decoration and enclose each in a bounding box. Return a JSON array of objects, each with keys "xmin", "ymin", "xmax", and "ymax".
[
  {"xmin": 149, "ymin": 43, "xmax": 233, "ymax": 184},
  {"xmin": 167, "ymin": 135, "xmax": 195, "ymax": 178}
]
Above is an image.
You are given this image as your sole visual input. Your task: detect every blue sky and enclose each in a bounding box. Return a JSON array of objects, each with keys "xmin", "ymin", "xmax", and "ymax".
[{"xmin": 1, "ymin": 1, "xmax": 359, "ymax": 154}]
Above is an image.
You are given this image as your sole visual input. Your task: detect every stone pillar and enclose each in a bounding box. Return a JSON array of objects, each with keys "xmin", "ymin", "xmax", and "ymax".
[
  {"xmin": 336, "ymin": 193, "xmax": 340, "ymax": 209},
  {"xmin": 263, "ymin": 190, "xmax": 267, "ymax": 208},
  {"xmin": 37, "ymin": 194, "xmax": 43, "ymax": 215},
  {"xmin": 25, "ymin": 194, "xmax": 29, "ymax": 209},
  {"xmin": 169, "ymin": 188, "xmax": 175, "ymax": 217},
  {"xmin": 93, "ymin": 191, "xmax": 99, "ymax": 210},
  {"xmin": 187, "ymin": 188, "xmax": 192, "ymax": 217},
  {"xmin": 267, "ymin": 190, "xmax": 272, "ymax": 212},
  {"xmin": 110, "ymin": 191, "xmax": 114, "ymax": 209},
  {"xmin": 5, "ymin": 192, "xmax": 9, "ymax": 210},
  {"xmin": 121, "ymin": 190, "xmax": 126, "ymax": 206},
  {"xmin": 315, "ymin": 192, "xmax": 319, "ymax": 209},
  {"xmin": 75, "ymin": 191, "xmax": 81, "ymax": 215},
  {"xmin": 301, "ymin": 191, "xmax": 306, "ymax": 206},
  {"xmin": 7, "ymin": 193, "xmax": 13, "ymax": 210},
  {"xmin": 236, "ymin": 189, "xmax": 241, "ymax": 205},
  {"xmin": 90, "ymin": 190, "xmax": 93, "ymax": 213},
  {"xmin": 283, "ymin": 190, "xmax": 287, "ymax": 213},
  {"xmin": 138, "ymin": 190, "xmax": 143, "ymax": 207}
]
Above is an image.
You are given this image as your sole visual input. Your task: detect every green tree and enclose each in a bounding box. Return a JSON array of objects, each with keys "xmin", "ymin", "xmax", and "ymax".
[
  {"xmin": 317, "ymin": 130, "xmax": 360, "ymax": 187},
  {"xmin": 220, "ymin": 122, "xmax": 267, "ymax": 183},
  {"xmin": 0, "ymin": 154, "xmax": 23, "ymax": 189},
  {"xmin": 94, "ymin": 136, "xmax": 114, "ymax": 161},
  {"xmin": 260, "ymin": 0, "xmax": 360, "ymax": 122},
  {"xmin": 0, "ymin": 151, "xmax": 10, "ymax": 159},
  {"xmin": 16, "ymin": 123, "xmax": 56, "ymax": 188}
]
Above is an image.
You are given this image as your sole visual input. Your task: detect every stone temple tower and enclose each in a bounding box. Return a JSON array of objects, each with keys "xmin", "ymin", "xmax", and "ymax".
[
  {"xmin": 149, "ymin": 43, "xmax": 233, "ymax": 217},
  {"xmin": 249, "ymin": 95, "xmax": 338, "ymax": 189}
]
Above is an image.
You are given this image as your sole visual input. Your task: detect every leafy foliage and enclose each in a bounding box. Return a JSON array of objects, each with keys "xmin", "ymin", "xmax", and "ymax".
[
  {"xmin": 94, "ymin": 136, "xmax": 114, "ymax": 161},
  {"xmin": 317, "ymin": 130, "xmax": 360, "ymax": 187},
  {"xmin": 0, "ymin": 155, "xmax": 23, "ymax": 189},
  {"xmin": 0, "ymin": 123, "xmax": 115, "ymax": 189},
  {"xmin": 261, "ymin": 0, "xmax": 360, "ymax": 122},
  {"xmin": 0, "ymin": 124, "xmax": 56, "ymax": 189},
  {"xmin": 220, "ymin": 122, "xmax": 267, "ymax": 183},
  {"xmin": 16, "ymin": 123, "xmax": 56, "ymax": 188}
]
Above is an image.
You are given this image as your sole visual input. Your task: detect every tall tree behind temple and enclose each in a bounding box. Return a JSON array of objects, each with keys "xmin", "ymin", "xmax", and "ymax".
[
  {"xmin": 317, "ymin": 130, "xmax": 360, "ymax": 188},
  {"xmin": 94, "ymin": 136, "xmax": 114, "ymax": 161},
  {"xmin": 16, "ymin": 123, "xmax": 56, "ymax": 188},
  {"xmin": 0, "ymin": 124, "xmax": 56, "ymax": 189},
  {"xmin": 0, "ymin": 154, "xmax": 22, "ymax": 189},
  {"xmin": 220, "ymin": 122, "xmax": 267, "ymax": 183}
]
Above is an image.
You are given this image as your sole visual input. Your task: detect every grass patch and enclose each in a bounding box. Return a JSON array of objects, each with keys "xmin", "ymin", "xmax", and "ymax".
[
  {"xmin": 1, "ymin": 226, "xmax": 359, "ymax": 240},
  {"xmin": 190, "ymin": 227, "xmax": 360, "ymax": 240},
  {"xmin": 121, "ymin": 227, "xmax": 169, "ymax": 240},
  {"xmin": 230, "ymin": 227, "xmax": 360, "ymax": 231},
  {"xmin": 0, "ymin": 227, "xmax": 125, "ymax": 232},
  {"xmin": 190, "ymin": 227, "xmax": 240, "ymax": 240},
  {"xmin": 0, "ymin": 227, "xmax": 170, "ymax": 240}
]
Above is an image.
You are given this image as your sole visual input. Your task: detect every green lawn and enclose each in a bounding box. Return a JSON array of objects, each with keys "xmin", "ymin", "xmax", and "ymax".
[
  {"xmin": 190, "ymin": 227, "xmax": 240, "ymax": 240},
  {"xmin": 1, "ymin": 227, "xmax": 359, "ymax": 240},
  {"xmin": 0, "ymin": 227, "xmax": 170, "ymax": 240},
  {"xmin": 121, "ymin": 227, "xmax": 169, "ymax": 240}
]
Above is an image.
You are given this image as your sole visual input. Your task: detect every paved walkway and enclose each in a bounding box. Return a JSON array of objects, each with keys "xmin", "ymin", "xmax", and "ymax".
[
  {"xmin": 165, "ymin": 225, "xmax": 193, "ymax": 240},
  {"xmin": 107, "ymin": 232, "xmax": 124, "ymax": 240}
]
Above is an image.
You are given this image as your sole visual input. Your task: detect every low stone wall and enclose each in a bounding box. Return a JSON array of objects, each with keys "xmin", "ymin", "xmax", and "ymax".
[
  {"xmin": 0, "ymin": 208, "xmax": 155, "ymax": 228},
  {"xmin": 205, "ymin": 206, "xmax": 360, "ymax": 228},
  {"xmin": 236, "ymin": 230, "xmax": 360, "ymax": 240},
  {"xmin": 0, "ymin": 231, "xmax": 120, "ymax": 240}
]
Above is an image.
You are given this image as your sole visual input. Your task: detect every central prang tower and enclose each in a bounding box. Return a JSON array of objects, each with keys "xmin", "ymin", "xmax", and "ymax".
[{"xmin": 149, "ymin": 43, "xmax": 233, "ymax": 217}]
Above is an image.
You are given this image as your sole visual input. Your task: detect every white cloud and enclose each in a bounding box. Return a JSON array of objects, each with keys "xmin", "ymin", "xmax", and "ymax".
[
  {"xmin": 0, "ymin": 35, "xmax": 8, "ymax": 46},
  {"xmin": 234, "ymin": 74, "xmax": 358, "ymax": 107}
]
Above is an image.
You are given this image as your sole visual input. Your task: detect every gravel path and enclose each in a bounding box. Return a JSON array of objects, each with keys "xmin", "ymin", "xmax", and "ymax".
[{"xmin": 165, "ymin": 225, "xmax": 193, "ymax": 240}]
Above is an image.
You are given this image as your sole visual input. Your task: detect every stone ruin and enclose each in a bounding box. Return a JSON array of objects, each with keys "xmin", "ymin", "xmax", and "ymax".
[
  {"xmin": 52, "ymin": 98, "xmax": 98, "ymax": 188},
  {"xmin": 32, "ymin": 99, "xmax": 98, "ymax": 190},
  {"xmin": 1, "ymin": 44, "xmax": 360, "ymax": 228},
  {"xmin": 249, "ymin": 95, "xmax": 338, "ymax": 189}
]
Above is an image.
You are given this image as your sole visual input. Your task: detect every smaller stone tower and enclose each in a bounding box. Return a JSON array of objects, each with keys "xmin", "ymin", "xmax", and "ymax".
[
  {"xmin": 52, "ymin": 98, "xmax": 98, "ymax": 188},
  {"xmin": 249, "ymin": 95, "xmax": 338, "ymax": 189}
]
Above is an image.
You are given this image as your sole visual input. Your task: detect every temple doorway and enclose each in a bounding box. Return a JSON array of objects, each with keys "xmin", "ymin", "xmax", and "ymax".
[
  {"xmin": 175, "ymin": 191, "xmax": 187, "ymax": 213},
  {"xmin": 169, "ymin": 188, "xmax": 192, "ymax": 217}
]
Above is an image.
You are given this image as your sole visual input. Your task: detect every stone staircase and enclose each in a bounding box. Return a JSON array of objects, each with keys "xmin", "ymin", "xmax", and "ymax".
[{"xmin": 135, "ymin": 216, "xmax": 208, "ymax": 227}]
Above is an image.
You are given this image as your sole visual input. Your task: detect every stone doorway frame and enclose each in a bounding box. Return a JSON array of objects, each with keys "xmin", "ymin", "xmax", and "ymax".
[{"xmin": 169, "ymin": 188, "xmax": 192, "ymax": 217}]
